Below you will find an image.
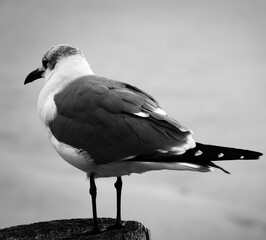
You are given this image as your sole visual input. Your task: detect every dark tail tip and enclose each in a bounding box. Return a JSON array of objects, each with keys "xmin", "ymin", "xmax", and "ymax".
[
  {"xmin": 195, "ymin": 142, "xmax": 263, "ymax": 161},
  {"xmin": 242, "ymin": 150, "xmax": 263, "ymax": 160}
]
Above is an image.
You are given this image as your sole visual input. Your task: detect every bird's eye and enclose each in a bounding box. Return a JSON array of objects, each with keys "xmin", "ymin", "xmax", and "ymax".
[{"xmin": 42, "ymin": 58, "xmax": 49, "ymax": 69}]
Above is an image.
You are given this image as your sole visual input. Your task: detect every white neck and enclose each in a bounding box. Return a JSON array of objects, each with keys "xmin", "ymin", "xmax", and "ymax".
[
  {"xmin": 45, "ymin": 55, "xmax": 94, "ymax": 84},
  {"xmin": 38, "ymin": 55, "xmax": 94, "ymax": 125}
]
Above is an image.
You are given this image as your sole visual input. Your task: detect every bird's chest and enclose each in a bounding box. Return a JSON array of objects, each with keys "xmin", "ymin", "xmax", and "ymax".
[
  {"xmin": 38, "ymin": 94, "xmax": 58, "ymax": 126},
  {"xmin": 38, "ymin": 81, "xmax": 60, "ymax": 127}
]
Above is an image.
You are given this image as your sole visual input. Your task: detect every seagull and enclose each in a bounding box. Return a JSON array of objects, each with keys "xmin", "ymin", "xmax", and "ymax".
[{"xmin": 24, "ymin": 44, "xmax": 262, "ymax": 234}]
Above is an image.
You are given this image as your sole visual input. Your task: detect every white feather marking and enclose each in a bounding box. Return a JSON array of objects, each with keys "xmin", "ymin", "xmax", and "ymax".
[
  {"xmin": 194, "ymin": 150, "xmax": 203, "ymax": 156},
  {"xmin": 169, "ymin": 134, "xmax": 195, "ymax": 155},
  {"xmin": 153, "ymin": 107, "xmax": 167, "ymax": 116},
  {"xmin": 133, "ymin": 108, "xmax": 166, "ymax": 117},
  {"xmin": 169, "ymin": 147, "xmax": 186, "ymax": 155},
  {"xmin": 218, "ymin": 153, "xmax": 224, "ymax": 158},
  {"xmin": 122, "ymin": 155, "xmax": 136, "ymax": 160},
  {"xmin": 133, "ymin": 112, "xmax": 150, "ymax": 117},
  {"xmin": 187, "ymin": 135, "xmax": 196, "ymax": 148},
  {"xmin": 240, "ymin": 155, "xmax": 244, "ymax": 159},
  {"xmin": 170, "ymin": 146, "xmax": 184, "ymax": 152},
  {"xmin": 178, "ymin": 163, "xmax": 214, "ymax": 172},
  {"xmin": 178, "ymin": 163, "xmax": 201, "ymax": 169},
  {"xmin": 157, "ymin": 149, "xmax": 168, "ymax": 153}
]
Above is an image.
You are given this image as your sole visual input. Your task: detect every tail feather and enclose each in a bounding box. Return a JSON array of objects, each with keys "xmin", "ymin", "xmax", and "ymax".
[
  {"xmin": 126, "ymin": 142, "xmax": 262, "ymax": 174},
  {"xmin": 191, "ymin": 142, "xmax": 262, "ymax": 161},
  {"xmin": 181, "ymin": 142, "xmax": 263, "ymax": 174}
]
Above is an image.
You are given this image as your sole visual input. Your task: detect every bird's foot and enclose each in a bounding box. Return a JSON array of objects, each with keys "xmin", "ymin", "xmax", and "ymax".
[
  {"xmin": 106, "ymin": 220, "xmax": 125, "ymax": 231},
  {"xmin": 89, "ymin": 225, "xmax": 102, "ymax": 235}
]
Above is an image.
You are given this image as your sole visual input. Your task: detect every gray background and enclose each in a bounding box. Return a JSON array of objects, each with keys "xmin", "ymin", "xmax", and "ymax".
[{"xmin": 0, "ymin": 0, "xmax": 265, "ymax": 239}]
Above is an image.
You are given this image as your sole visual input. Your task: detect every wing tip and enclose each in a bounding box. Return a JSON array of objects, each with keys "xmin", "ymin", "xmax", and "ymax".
[{"xmin": 241, "ymin": 150, "xmax": 263, "ymax": 160}]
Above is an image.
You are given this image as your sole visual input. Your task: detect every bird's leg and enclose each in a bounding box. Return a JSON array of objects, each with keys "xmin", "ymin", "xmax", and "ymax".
[
  {"xmin": 89, "ymin": 173, "xmax": 101, "ymax": 234},
  {"xmin": 115, "ymin": 176, "xmax": 123, "ymax": 226},
  {"xmin": 107, "ymin": 176, "xmax": 124, "ymax": 230}
]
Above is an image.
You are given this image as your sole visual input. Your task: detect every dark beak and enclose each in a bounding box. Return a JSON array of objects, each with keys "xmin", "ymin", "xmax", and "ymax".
[{"xmin": 24, "ymin": 67, "xmax": 44, "ymax": 85}]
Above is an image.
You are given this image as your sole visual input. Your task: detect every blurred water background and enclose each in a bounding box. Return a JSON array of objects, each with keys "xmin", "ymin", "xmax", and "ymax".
[{"xmin": 0, "ymin": 0, "xmax": 265, "ymax": 239}]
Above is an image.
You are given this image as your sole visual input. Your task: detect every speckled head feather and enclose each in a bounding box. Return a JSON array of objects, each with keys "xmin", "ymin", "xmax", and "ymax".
[
  {"xmin": 42, "ymin": 44, "xmax": 84, "ymax": 71},
  {"xmin": 24, "ymin": 44, "xmax": 86, "ymax": 85}
]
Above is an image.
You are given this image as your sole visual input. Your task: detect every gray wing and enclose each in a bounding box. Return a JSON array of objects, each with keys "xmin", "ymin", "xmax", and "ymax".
[{"xmin": 49, "ymin": 75, "xmax": 195, "ymax": 164}]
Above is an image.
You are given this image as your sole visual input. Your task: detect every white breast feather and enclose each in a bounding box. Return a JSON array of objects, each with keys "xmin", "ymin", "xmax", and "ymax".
[{"xmin": 39, "ymin": 94, "xmax": 57, "ymax": 126}]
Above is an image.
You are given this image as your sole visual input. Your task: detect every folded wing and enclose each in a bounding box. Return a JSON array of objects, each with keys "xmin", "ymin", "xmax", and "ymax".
[{"xmin": 49, "ymin": 75, "xmax": 195, "ymax": 164}]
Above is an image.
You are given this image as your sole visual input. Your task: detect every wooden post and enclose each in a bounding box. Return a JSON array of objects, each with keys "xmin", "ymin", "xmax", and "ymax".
[{"xmin": 0, "ymin": 218, "xmax": 151, "ymax": 240}]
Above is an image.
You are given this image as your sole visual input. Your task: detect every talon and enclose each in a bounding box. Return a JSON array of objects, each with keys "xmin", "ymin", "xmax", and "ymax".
[
  {"xmin": 89, "ymin": 227, "xmax": 102, "ymax": 235},
  {"xmin": 106, "ymin": 221, "xmax": 125, "ymax": 231}
]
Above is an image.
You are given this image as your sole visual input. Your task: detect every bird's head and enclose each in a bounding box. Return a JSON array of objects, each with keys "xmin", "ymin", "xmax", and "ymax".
[{"xmin": 24, "ymin": 44, "xmax": 85, "ymax": 85}]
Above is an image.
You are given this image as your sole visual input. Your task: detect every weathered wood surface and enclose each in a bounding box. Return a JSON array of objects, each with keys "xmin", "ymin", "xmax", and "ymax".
[{"xmin": 0, "ymin": 218, "xmax": 151, "ymax": 240}]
